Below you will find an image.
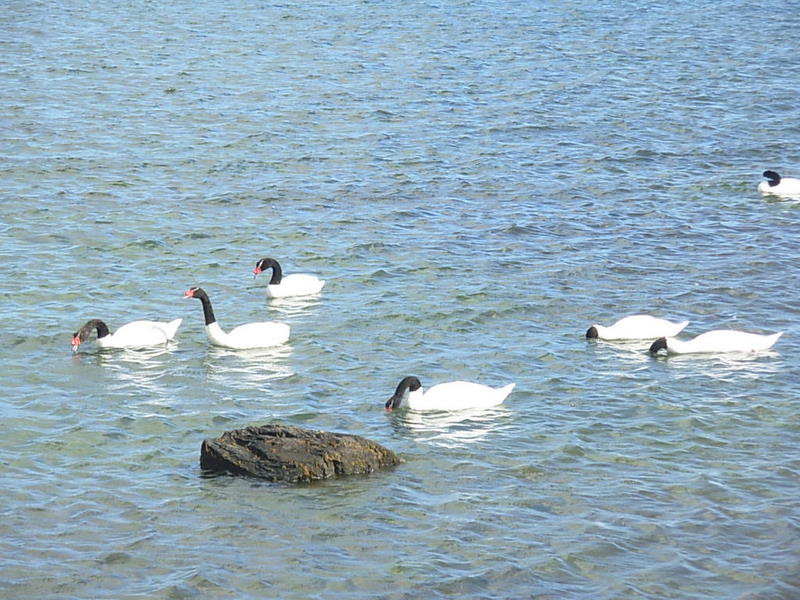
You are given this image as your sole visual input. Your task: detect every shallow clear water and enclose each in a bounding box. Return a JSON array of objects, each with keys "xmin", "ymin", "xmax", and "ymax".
[{"xmin": 2, "ymin": 1, "xmax": 799, "ymax": 598}]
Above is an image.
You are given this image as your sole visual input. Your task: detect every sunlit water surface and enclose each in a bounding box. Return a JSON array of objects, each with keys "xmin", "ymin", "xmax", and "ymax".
[{"xmin": 2, "ymin": 1, "xmax": 799, "ymax": 598}]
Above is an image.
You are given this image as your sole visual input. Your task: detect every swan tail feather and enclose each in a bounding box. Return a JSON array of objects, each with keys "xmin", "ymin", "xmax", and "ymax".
[
  {"xmin": 496, "ymin": 383, "xmax": 516, "ymax": 403},
  {"xmin": 164, "ymin": 318, "xmax": 183, "ymax": 340}
]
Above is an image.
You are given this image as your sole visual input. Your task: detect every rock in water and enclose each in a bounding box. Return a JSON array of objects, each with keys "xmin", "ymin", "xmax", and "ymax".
[{"xmin": 200, "ymin": 423, "xmax": 400, "ymax": 483}]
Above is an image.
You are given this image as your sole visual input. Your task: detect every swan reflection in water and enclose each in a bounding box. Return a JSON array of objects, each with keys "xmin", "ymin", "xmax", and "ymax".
[
  {"xmin": 590, "ymin": 338, "xmax": 655, "ymax": 356},
  {"xmin": 650, "ymin": 349, "xmax": 783, "ymax": 380},
  {"xmin": 73, "ymin": 345, "xmax": 179, "ymax": 407},
  {"xmin": 263, "ymin": 294, "xmax": 323, "ymax": 319},
  {"xmin": 389, "ymin": 405, "xmax": 512, "ymax": 449},
  {"xmin": 592, "ymin": 338, "xmax": 782, "ymax": 378},
  {"xmin": 203, "ymin": 344, "xmax": 295, "ymax": 388}
]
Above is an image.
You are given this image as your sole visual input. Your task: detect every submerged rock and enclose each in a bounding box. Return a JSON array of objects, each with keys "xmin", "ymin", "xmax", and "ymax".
[{"xmin": 200, "ymin": 423, "xmax": 400, "ymax": 483}]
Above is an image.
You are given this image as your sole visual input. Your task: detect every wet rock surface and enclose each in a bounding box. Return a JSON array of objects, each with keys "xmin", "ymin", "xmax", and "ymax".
[{"xmin": 200, "ymin": 423, "xmax": 400, "ymax": 483}]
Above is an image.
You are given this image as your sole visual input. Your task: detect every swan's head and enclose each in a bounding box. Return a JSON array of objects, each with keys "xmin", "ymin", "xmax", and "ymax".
[
  {"xmin": 385, "ymin": 376, "xmax": 422, "ymax": 411},
  {"xmin": 253, "ymin": 257, "xmax": 274, "ymax": 275},
  {"xmin": 649, "ymin": 337, "xmax": 668, "ymax": 354},
  {"xmin": 586, "ymin": 326, "xmax": 599, "ymax": 338},
  {"xmin": 71, "ymin": 319, "xmax": 109, "ymax": 352},
  {"xmin": 763, "ymin": 170, "xmax": 781, "ymax": 187},
  {"xmin": 253, "ymin": 258, "xmax": 282, "ymax": 283},
  {"xmin": 184, "ymin": 286, "xmax": 206, "ymax": 300}
]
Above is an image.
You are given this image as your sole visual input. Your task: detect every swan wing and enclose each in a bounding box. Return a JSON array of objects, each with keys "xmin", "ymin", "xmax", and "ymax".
[
  {"xmin": 102, "ymin": 320, "xmax": 171, "ymax": 348},
  {"xmin": 222, "ymin": 322, "xmax": 291, "ymax": 349},
  {"xmin": 267, "ymin": 273, "xmax": 325, "ymax": 298},
  {"xmin": 601, "ymin": 315, "xmax": 689, "ymax": 340},
  {"xmin": 668, "ymin": 330, "xmax": 782, "ymax": 354},
  {"xmin": 412, "ymin": 381, "xmax": 514, "ymax": 411},
  {"xmin": 155, "ymin": 318, "xmax": 182, "ymax": 340}
]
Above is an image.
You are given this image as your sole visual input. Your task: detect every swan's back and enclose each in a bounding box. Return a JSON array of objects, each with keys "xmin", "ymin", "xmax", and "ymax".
[
  {"xmin": 267, "ymin": 273, "xmax": 325, "ymax": 298},
  {"xmin": 413, "ymin": 381, "xmax": 515, "ymax": 411},
  {"xmin": 599, "ymin": 315, "xmax": 688, "ymax": 340},
  {"xmin": 103, "ymin": 320, "xmax": 176, "ymax": 348},
  {"xmin": 668, "ymin": 330, "xmax": 782, "ymax": 354},
  {"xmin": 212, "ymin": 321, "xmax": 291, "ymax": 349}
]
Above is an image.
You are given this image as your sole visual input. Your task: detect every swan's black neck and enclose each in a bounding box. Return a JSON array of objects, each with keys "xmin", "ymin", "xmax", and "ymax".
[
  {"xmin": 257, "ymin": 258, "xmax": 283, "ymax": 284},
  {"xmin": 75, "ymin": 319, "xmax": 110, "ymax": 342},
  {"xmin": 649, "ymin": 337, "xmax": 668, "ymax": 354},
  {"xmin": 193, "ymin": 289, "xmax": 217, "ymax": 325},
  {"xmin": 763, "ymin": 170, "xmax": 781, "ymax": 187},
  {"xmin": 395, "ymin": 376, "xmax": 421, "ymax": 396},
  {"xmin": 386, "ymin": 376, "xmax": 422, "ymax": 410}
]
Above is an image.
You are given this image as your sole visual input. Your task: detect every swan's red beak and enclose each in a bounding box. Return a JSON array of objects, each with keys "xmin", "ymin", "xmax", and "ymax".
[
  {"xmin": 183, "ymin": 289, "xmax": 194, "ymax": 298},
  {"xmin": 71, "ymin": 336, "xmax": 81, "ymax": 352},
  {"xmin": 253, "ymin": 266, "xmax": 262, "ymax": 275}
]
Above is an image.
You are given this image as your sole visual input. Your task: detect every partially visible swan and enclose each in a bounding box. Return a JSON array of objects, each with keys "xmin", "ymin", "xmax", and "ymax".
[
  {"xmin": 385, "ymin": 376, "xmax": 515, "ymax": 412},
  {"xmin": 71, "ymin": 318, "xmax": 182, "ymax": 352},
  {"xmin": 184, "ymin": 287, "xmax": 290, "ymax": 349},
  {"xmin": 586, "ymin": 315, "xmax": 689, "ymax": 340},
  {"xmin": 649, "ymin": 329, "xmax": 782, "ymax": 355},
  {"xmin": 253, "ymin": 257, "xmax": 325, "ymax": 298},
  {"xmin": 758, "ymin": 170, "xmax": 800, "ymax": 197}
]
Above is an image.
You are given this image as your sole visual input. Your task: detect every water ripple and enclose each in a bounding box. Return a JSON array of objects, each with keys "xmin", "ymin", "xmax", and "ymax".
[{"xmin": 2, "ymin": 0, "xmax": 800, "ymax": 598}]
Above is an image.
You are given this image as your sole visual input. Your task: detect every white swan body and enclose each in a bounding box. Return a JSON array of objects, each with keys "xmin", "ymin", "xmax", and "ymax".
[
  {"xmin": 586, "ymin": 315, "xmax": 689, "ymax": 340},
  {"xmin": 204, "ymin": 321, "xmax": 290, "ymax": 349},
  {"xmin": 386, "ymin": 376, "xmax": 515, "ymax": 411},
  {"xmin": 266, "ymin": 273, "xmax": 325, "ymax": 299},
  {"xmin": 758, "ymin": 170, "xmax": 800, "ymax": 197},
  {"xmin": 185, "ymin": 287, "xmax": 290, "ymax": 349},
  {"xmin": 254, "ymin": 257, "xmax": 325, "ymax": 298},
  {"xmin": 649, "ymin": 330, "xmax": 782, "ymax": 355},
  {"xmin": 71, "ymin": 318, "xmax": 182, "ymax": 351}
]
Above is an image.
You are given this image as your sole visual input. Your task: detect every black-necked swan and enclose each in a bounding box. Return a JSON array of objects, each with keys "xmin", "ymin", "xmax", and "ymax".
[
  {"xmin": 758, "ymin": 170, "xmax": 800, "ymax": 197},
  {"xmin": 586, "ymin": 315, "xmax": 689, "ymax": 340},
  {"xmin": 184, "ymin": 287, "xmax": 290, "ymax": 349},
  {"xmin": 385, "ymin": 376, "xmax": 515, "ymax": 412},
  {"xmin": 71, "ymin": 318, "xmax": 182, "ymax": 352},
  {"xmin": 649, "ymin": 329, "xmax": 782, "ymax": 355},
  {"xmin": 253, "ymin": 257, "xmax": 325, "ymax": 298}
]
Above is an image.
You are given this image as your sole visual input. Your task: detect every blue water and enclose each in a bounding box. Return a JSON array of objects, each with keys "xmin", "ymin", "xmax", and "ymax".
[{"xmin": 2, "ymin": 1, "xmax": 799, "ymax": 598}]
